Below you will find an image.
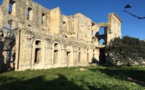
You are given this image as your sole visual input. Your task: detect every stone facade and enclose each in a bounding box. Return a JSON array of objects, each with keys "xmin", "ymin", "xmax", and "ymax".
[{"xmin": 0, "ymin": 0, "xmax": 122, "ymax": 71}]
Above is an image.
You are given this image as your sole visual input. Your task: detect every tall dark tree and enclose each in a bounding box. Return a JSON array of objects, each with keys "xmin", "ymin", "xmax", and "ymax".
[{"xmin": 105, "ymin": 36, "xmax": 145, "ymax": 66}]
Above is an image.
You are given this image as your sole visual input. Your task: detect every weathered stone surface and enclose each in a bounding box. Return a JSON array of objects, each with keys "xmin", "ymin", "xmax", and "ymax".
[{"xmin": 0, "ymin": 0, "xmax": 121, "ymax": 71}]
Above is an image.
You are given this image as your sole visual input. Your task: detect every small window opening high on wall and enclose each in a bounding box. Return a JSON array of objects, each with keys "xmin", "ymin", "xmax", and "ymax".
[
  {"xmin": 27, "ymin": 7, "xmax": 33, "ymax": 20},
  {"xmin": 41, "ymin": 13, "xmax": 46, "ymax": 24},
  {"xmin": 90, "ymin": 30, "xmax": 94, "ymax": 36},
  {"xmin": 7, "ymin": 20, "xmax": 12, "ymax": 34},
  {"xmin": 8, "ymin": 0, "xmax": 16, "ymax": 15}
]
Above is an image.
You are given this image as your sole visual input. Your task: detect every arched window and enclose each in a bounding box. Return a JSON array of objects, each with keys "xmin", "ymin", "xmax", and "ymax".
[
  {"xmin": 35, "ymin": 40, "xmax": 41, "ymax": 45},
  {"xmin": 34, "ymin": 40, "xmax": 42, "ymax": 63},
  {"xmin": 53, "ymin": 43, "xmax": 60, "ymax": 64}
]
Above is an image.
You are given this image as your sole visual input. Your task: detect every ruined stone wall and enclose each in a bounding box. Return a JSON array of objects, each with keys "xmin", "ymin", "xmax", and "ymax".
[
  {"xmin": 17, "ymin": 30, "xmax": 98, "ymax": 70},
  {"xmin": 0, "ymin": 0, "xmax": 122, "ymax": 71},
  {"xmin": 49, "ymin": 7, "xmax": 61, "ymax": 34},
  {"xmin": 107, "ymin": 13, "xmax": 122, "ymax": 43}
]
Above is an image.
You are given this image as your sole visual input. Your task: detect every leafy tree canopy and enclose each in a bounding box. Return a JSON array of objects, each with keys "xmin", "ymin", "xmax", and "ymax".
[{"xmin": 105, "ymin": 36, "xmax": 145, "ymax": 65}]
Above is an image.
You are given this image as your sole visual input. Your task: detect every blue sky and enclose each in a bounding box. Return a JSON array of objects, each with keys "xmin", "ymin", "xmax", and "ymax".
[{"xmin": 1, "ymin": 0, "xmax": 145, "ymax": 40}]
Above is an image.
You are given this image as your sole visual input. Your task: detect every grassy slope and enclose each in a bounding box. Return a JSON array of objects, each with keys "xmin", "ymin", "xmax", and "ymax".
[{"xmin": 0, "ymin": 66, "xmax": 145, "ymax": 90}]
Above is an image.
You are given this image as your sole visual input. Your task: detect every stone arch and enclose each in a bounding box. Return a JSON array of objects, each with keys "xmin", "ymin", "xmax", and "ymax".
[
  {"xmin": 52, "ymin": 42, "xmax": 61, "ymax": 65},
  {"xmin": 51, "ymin": 39, "xmax": 63, "ymax": 48},
  {"xmin": 97, "ymin": 23, "xmax": 110, "ymax": 45},
  {"xmin": 66, "ymin": 42, "xmax": 74, "ymax": 49},
  {"xmin": 32, "ymin": 39, "xmax": 44, "ymax": 69},
  {"xmin": 2, "ymin": 15, "xmax": 20, "ymax": 27}
]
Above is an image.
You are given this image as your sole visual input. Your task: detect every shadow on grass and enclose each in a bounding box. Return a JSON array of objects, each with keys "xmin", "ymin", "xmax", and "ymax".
[
  {"xmin": 0, "ymin": 72, "xmax": 130, "ymax": 90},
  {"xmin": 89, "ymin": 66, "xmax": 145, "ymax": 87},
  {"xmin": 1, "ymin": 66, "xmax": 145, "ymax": 90},
  {"xmin": 0, "ymin": 74, "xmax": 85, "ymax": 90},
  {"xmin": 114, "ymin": 66, "xmax": 145, "ymax": 82}
]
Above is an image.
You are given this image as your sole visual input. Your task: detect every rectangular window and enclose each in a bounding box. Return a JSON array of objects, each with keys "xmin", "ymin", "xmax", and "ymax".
[
  {"xmin": 34, "ymin": 48, "xmax": 41, "ymax": 63},
  {"xmin": 8, "ymin": 2, "xmax": 12, "ymax": 14},
  {"xmin": 41, "ymin": 13, "xmax": 46, "ymax": 24},
  {"xmin": 27, "ymin": 7, "xmax": 33, "ymax": 20},
  {"xmin": 91, "ymin": 30, "xmax": 94, "ymax": 36},
  {"xmin": 9, "ymin": 0, "xmax": 16, "ymax": 15}
]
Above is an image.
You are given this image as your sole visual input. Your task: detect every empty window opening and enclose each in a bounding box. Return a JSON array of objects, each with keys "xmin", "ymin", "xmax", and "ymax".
[
  {"xmin": 65, "ymin": 35, "xmax": 67, "ymax": 38},
  {"xmin": 63, "ymin": 21, "xmax": 66, "ymax": 24},
  {"xmin": 99, "ymin": 39, "xmax": 105, "ymax": 45},
  {"xmin": 34, "ymin": 48, "xmax": 41, "ymax": 63},
  {"xmin": 54, "ymin": 50, "xmax": 58, "ymax": 64},
  {"xmin": 41, "ymin": 13, "xmax": 46, "ymax": 24},
  {"xmin": 27, "ymin": 7, "xmax": 33, "ymax": 20},
  {"xmin": 35, "ymin": 40, "xmax": 41, "ymax": 45},
  {"xmin": 8, "ymin": 2, "xmax": 12, "ymax": 14},
  {"xmin": 90, "ymin": 30, "xmax": 94, "ymax": 36},
  {"xmin": 28, "ymin": 24, "xmax": 31, "ymax": 27},
  {"xmin": 92, "ymin": 22, "xmax": 95, "ymax": 26},
  {"xmin": 9, "ymin": 0, "xmax": 16, "ymax": 15},
  {"xmin": 99, "ymin": 27, "xmax": 104, "ymax": 35},
  {"xmin": 7, "ymin": 20, "xmax": 12, "ymax": 34},
  {"xmin": 54, "ymin": 43, "xmax": 58, "ymax": 49}
]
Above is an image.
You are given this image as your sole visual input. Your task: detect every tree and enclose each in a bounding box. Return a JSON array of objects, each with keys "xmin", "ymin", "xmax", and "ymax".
[{"xmin": 105, "ymin": 36, "xmax": 145, "ymax": 66}]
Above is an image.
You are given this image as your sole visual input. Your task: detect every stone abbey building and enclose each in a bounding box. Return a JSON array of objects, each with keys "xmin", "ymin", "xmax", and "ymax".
[{"xmin": 0, "ymin": 0, "xmax": 121, "ymax": 71}]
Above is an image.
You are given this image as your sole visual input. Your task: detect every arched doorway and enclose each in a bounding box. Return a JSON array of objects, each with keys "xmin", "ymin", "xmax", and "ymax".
[{"xmin": 34, "ymin": 40, "xmax": 42, "ymax": 63}]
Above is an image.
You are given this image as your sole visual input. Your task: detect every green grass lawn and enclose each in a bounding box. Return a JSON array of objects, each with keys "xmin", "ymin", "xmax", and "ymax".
[
  {"xmin": 0, "ymin": 66, "xmax": 145, "ymax": 90},
  {"xmin": 110, "ymin": 66, "xmax": 145, "ymax": 83}
]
